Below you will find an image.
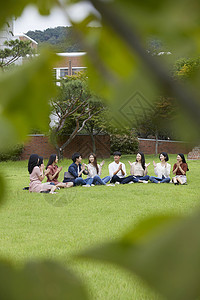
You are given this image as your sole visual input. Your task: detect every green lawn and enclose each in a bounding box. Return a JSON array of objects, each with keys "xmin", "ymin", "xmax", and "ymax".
[{"xmin": 0, "ymin": 155, "xmax": 200, "ymax": 300}]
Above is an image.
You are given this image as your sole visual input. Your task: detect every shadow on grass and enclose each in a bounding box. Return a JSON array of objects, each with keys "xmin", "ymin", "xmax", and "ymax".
[{"xmin": 42, "ymin": 188, "xmax": 77, "ymax": 207}]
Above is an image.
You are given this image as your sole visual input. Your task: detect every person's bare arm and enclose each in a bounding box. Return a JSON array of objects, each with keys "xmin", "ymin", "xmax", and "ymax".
[
  {"xmin": 144, "ymin": 167, "xmax": 147, "ymax": 176},
  {"xmin": 99, "ymin": 161, "xmax": 105, "ymax": 175},
  {"xmin": 120, "ymin": 164, "xmax": 125, "ymax": 176},
  {"xmin": 38, "ymin": 165, "xmax": 46, "ymax": 181},
  {"xmin": 178, "ymin": 164, "xmax": 186, "ymax": 175},
  {"xmin": 128, "ymin": 161, "xmax": 134, "ymax": 175}
]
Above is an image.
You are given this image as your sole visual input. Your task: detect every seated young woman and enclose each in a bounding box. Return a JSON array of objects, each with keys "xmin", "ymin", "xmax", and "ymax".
[
  {"xmin": 121, "ymin": 152, "xmax": 150, "ymax": 184},
  {"xmin": 172, "ymin": 153, "xmax": 189, "ymax": 185},
  {"xmin": 87, "ymin": 153, "xmax": 110, "ymax": 185},
  {"xmin": 45, "ymin": 154, "xmax": 73, "ymax": 188},
  {"xmin": 28, "ymin": 154, "xmax": 57, "ymax": 194},
  {"xmin": 129, "ymin": 152, "xmax": 150, "ymax": 183},
  {"xmin": 149, "ymin": 152, "xmax": 171, "ymax": 183}
]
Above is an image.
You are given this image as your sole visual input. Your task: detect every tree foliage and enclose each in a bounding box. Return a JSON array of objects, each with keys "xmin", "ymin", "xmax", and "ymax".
[
  {"xmin": 0, "ymin": 143, "xmax": 24, "ymax": 161},
  {"xmin": 174, "ymin": 56, "xmax": 200, "ymax": 80},
  {"xmin": 26, "ymin": 27, "xmax": 101, "ymax": 52},
  {"xmin": 110, "ymin": 132, "xmax": 139, "ymax": 155},
  {"xmin": 50, "ymin": 72, "xmax": 104, "ymax": 159},
  {"xmin": 135, "ymin": 96, "xmax": 177, "ymax": 139},
  {"xmin": 0, "ymin": 39, "xmax": 34, "ymax": 70}
]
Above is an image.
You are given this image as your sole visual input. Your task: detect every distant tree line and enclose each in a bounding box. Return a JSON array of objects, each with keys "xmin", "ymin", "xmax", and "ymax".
[{"xmin": 26, "ymin": 26, "xmax": 101, "ymax": 53}]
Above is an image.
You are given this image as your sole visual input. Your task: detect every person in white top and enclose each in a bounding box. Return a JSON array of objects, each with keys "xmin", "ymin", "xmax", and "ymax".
[
  {"xmin": 124, "ymin": 152, "xmax": 150, "ymax": 184},
  {"xmin": 87, "ymin": 153, "xmax": 110, "ymax": 185},
  {"xmin": 149, "ymin": 152, "xmax": 171, "ymax": 183},
  {"xmin": 109, "ymin": 151, "xmax": 127, "ymax": 184}
]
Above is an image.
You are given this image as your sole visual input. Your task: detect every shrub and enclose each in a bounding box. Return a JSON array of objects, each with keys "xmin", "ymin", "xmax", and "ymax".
[
  {"xmin": 110, "ymin": 134, "xmax": 139, "ymax": 155},
  {"xmin": 0, "ymin": 144, "xmax": 24, "ymax": 161}
]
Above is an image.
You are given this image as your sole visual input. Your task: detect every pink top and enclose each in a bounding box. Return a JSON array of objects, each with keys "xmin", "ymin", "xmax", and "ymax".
[
  {"xmin": 46, "ymin": 165, "xmax": 60, "ymax": 184},
  {"xmin": 29, "ymin": 166, "xmax": 52, "ymax": 193}
]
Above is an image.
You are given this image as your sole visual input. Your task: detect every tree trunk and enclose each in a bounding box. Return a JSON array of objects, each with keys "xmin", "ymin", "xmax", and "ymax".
[
  {"xmin": 90, "ymin": 133, "xmax": 96, "ymax": 153},
  {"xmin": 57, "ymin": 147, "xmax": 63, "ymax": 161},
  {"xmin": 155, "ymin": 132, "xmax": 158, "ymax": 156},
  {"xmin": 50, "ymin": 130, "xmax": 63, "ymax": 160}
]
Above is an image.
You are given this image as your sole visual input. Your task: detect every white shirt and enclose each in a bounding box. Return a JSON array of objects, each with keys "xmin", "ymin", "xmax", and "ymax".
[
  {"xmin": 108, "ymin": 161, "xmax": 126, "ymax": 178},
  {"xmin": 154, "ymin": 162, "xmax": 171, "ymax": 178}
]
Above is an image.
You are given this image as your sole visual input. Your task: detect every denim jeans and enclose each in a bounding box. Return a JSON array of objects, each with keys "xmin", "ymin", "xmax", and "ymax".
[
  {"xmin": 93, "ymin": 175, "xmax": 110, "ymax": 185},
  {"xmin": 149, "ymin": 176, "xmax": 170, "ymax": 183},
  {"xmin": 74, "ymin": 177, "xmax": 93, "ymax": 186}
]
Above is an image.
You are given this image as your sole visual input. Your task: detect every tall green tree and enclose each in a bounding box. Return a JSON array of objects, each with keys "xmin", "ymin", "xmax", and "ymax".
[
  {"xmin": 135, "ymin": 96, "xmax": 177, "ymax": 154},
  {"xmin": 50, "ymin": 73, "xmax": 104, "ymax": 159}
]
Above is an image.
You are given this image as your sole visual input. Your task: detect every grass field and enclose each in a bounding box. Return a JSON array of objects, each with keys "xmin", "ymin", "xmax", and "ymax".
[{"xmin": 0, "ymin": 155, "xmax": 200, "ymax": 300}]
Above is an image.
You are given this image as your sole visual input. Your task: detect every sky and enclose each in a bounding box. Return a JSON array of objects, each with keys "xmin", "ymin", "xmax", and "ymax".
[{"xmin": 14, "ymin": 3, "xmax": 98, "ymax": 34}]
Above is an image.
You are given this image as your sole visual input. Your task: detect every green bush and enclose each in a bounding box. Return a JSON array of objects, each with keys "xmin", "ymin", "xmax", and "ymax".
[
  {"xmin": 0, "ymin": 144, "xmax": 24, "ymax": 161},
  {"xmin": 110, "ymin": 134, "xmax": 139, "ymax": 154}
]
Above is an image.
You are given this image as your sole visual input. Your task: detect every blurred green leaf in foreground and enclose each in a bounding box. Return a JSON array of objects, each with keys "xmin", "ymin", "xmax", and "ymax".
[
  {"xmin": 0, "ymin": 261, "xmax": 88, "ymax": 300},
  {"xmin": 1, "ymin": 0, "xmax": 200, "ymax": 299},
  {"xmin": 79, "ymin": 212, "xmax": 200, "ymax": 300},
  {"xmin": 0, "ymin": 49, "xmax": 59, "ymax": 151}
]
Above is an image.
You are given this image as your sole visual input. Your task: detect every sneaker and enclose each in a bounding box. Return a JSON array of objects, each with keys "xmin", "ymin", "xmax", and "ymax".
[
  {"xmin": 106, "ymin": 184, "xmax": 115, "ymax": 186},
  {"xmin": 91, "ymin": 184, "xmax": 95, "ymax": 187},
  {"xmin": 83, "ymin": 184, "xmax": 91, "ymax": 187},
  {"xmin": 115, "ymin": 182, "xmax": 120, "ymax": 185},
  {"xmin": 128, "ymin": 181, "xmax": 133, "ymax": 184},
  {"xmin": 142, "ymin": 181, "xmax": 148, "ymax": 184},
  {"xmin": 23, "ymin": 187, "xmax": 29, "ymax": 190}
]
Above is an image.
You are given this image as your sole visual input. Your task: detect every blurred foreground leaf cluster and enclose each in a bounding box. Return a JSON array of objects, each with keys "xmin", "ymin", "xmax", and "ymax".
[{"xmin": 1, "ymin": 0, "xmax": 200, "ymax": 299}]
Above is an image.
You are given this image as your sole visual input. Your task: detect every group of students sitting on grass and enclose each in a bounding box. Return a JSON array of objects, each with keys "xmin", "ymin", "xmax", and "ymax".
[{"xmin": 27, "ymin": 151, "xmax": 189, "ymax": 193}]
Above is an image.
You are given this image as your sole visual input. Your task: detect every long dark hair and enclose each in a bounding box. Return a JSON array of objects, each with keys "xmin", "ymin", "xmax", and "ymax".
[
  {"xmin": 178, "ymin": 153, "xmax": 189, "ymax": 171},
  {"xmin": 28, "ymin": 154, "xmax": 39, "ymax": 174},
  {"xmin": 46, "ymin": 154, "xmax": 57, "ymax": 169},
  {"xmin": 136, "ymin": 152, "xmax": 146, "ymax": 170},
  {"xmin": 88, "ymin": 153, "xmax": 99, "ymax": 173},
  {"xmin": 38, "ymin": 156, "xmax": 43, "ymax": 167}
]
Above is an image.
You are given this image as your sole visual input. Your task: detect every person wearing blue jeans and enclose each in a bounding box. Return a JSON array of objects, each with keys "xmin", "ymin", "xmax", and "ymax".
[
  {"xmin": 92, "ymin": 175, "xmax": 111, "ymax": 185},
  {"xmin": 87, "ymin": 153, "xmax": 111, "ymax": 185},
  {"xmin": 74, "ymin": 177, "xmax": 93, "ymax": 186},
  {"xmin": 63, "ymin": 152, "xmax": 92, "ymax": 186},
  {"xmin": 150, "ymin": 175, "xmax": 170, "ymax": 184},
  {"xmin": 149, "ymin": 152, "xmax": 171, "ymax": 184}
]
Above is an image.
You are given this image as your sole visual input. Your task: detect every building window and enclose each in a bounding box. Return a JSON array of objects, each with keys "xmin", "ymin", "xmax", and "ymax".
[{"xmin": 60, "ymin": 69, "xmax": 68, "ymax": 77}]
